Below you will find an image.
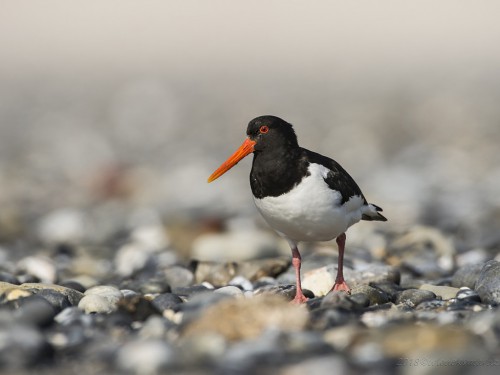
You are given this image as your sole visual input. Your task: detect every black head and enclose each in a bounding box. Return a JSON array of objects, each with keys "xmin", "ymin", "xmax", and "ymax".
[{"xmin": 246, "ymin": 115, "xmax": 299, "ymax": 152}]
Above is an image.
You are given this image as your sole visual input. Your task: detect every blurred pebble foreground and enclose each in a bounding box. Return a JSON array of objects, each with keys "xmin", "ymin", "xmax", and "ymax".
[{"xmin": 1, "ymin": 4, "xmax": 500, "ymax": 374}]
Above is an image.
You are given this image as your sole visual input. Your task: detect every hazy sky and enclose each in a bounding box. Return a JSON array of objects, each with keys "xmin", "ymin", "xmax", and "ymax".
[{"xmin": 2, "ymin": 0, "xmax": 500, "ymax": 81}]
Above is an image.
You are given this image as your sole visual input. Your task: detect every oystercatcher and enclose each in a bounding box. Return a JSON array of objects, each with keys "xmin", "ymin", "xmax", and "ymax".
[{"xmin": 208, "ymin": 116, "xmax": 387, "ymax": 303}]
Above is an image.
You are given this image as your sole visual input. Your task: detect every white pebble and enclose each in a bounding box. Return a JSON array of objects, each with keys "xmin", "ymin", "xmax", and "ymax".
[
  {"xmin": 78, "ymin": 294, "xmax": 117, "ymax": 314},
  {"xmin": 117, "ymin": 339, "xmax": 173, "ymax": 374},
  {"xmin": 214, "ymin": 286, "xmax": 244, "ymax": 297}
]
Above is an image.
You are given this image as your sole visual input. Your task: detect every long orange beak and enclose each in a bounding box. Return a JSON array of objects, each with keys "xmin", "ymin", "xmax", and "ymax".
[{"xmin": 207, "ymin": 138, "xmax": 256, "ymax": 182}]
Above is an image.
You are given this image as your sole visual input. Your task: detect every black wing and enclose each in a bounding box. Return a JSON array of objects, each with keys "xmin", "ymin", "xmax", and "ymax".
[{"xmin": 302, "ymin": 148, "xmax": 367, "ymax": 205}]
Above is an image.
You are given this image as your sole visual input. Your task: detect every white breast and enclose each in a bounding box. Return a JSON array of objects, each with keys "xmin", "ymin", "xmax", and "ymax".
[{"xmin": 253, "ymin": 163, "xmax": 365, "ymax": 242}]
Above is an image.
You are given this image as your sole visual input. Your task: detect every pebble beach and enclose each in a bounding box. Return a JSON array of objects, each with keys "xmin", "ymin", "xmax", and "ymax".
[{"xmin": 1, "ymin": 2, "xmax": 500, "ymax": 374}]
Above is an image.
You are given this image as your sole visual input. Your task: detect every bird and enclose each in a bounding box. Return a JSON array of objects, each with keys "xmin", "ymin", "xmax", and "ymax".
[{"xmin": 207, "ymin": 115, "xmax": 387, "ymax": 303}]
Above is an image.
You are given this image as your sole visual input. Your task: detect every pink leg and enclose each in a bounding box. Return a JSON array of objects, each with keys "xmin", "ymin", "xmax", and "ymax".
[
  {"xmin": 330, "ymin": 233, "xmax": 351, "ymax": 294},
  {"xmin": 290, "ymin": 245, "xmax": 308, "ymax": 304}
]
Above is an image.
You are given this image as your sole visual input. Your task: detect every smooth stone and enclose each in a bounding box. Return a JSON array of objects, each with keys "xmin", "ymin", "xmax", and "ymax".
[
  {"xmin": 172, "ymin": 284, "xmax": 211, "ymax": 297},
  {"xmin": 386, "ymin": 226, "xmax": 455, "ymax": 277},
  {"xmin": 16, "ymin": 274, "xmax": 39, "ymax": 284},
  {"xmin": 15, "ymin": 296, "xmax": 57, "ymax": 327},
  {"xmin": 182, "ymin": 295, "xmax": 309, "ymax": 341},
  {"xmin": 369, "ymin": 282, "xmax": 402, "ymax": 301},
  {"xmin": 475, "ymin": 260, "xmax": 500, "ymax": 304},
  {"xmin": 415, "ymin": 299, "xmax": 446, "ymax": 311},
  {"xmin": 395, "ymin": 289, "xmax": 436, "ymax": 306},
  {"xmin": 308, "ymin": 308, "xmax": 354, "ymax": 330},
  {"xmin": 35, "ymin": 289, "xmax": 72, "ymax": 312},
  {"xmin": 228, "ymin": 276, "xmax": 254, "ymax": 291},
  {"xmin": 151, "ymin": 293, "xmax": 184, "ymax": 313},
  {"xmin": 0, "ymin": 324, "xmax": 52, "ymax": 368},
  {"xmin": 378, "ymin": 324, "xmax": 483, "ymax": 358},
  {"xmin": 114, "ymin": 243, "xmax": 152, "ymax": 277},
  {"xmin": 191, "ymin": 230, "xmax": 283, "ymax": 261},
  {"xmin": 456, "ymin": 288, "xmax": 481, "ymax": 303},
  {"xmin": 21, "ymin": 283, "xmax": 84, "ymax": 306},
  {"xmin": 129, "ymin": 223, "xmax": 170, "ymax": 251},
  {"xmin": 139, "ymin": 315, "xmax": 172, "ymax": 339},
  {"xmin": 116, "ymin": 295, "xmax": 158, "ymax": 321},
  {"xmin": 214, "ymin": 286, "xmax": 244, "ymax": 297},
  {"xmin": 36, "ymin": 208, "xmax": 85, "ymax": 244},
  {"xmin": 360, "ymin": 303, "xmax": 414, "ymax": 328},
  {"xmin": 58, "ymin": 280, "xmax": 86, "ymax": 293},
  {"xmin": 177, "ymin": 333, "xmax": 227, "ymax": 365},
  {"xmin": 348, "ymin": 264, "xmax": 401, "ymax": 285},
  {"xmin": 419, "ymin": 284, "xmax": 461, "ymax": 300},
  {"xmin": 17, "ymin": 256, "xmax": 57, "ymax": 284},
  {"xmin": 252, "ymin": 276, "xmax": 279, "ymax": 289},
  {"xmin": 351, "ymin": 285, "xmax": 391, "ymax": 305},
  {"xmin": 321, "ymin": 291, "xmax": 369, "ymax": 311},
  {"xmin": 237, "ymin": 257, "xmax": 291, "ymax": 281},
  {"xmin": 54, "ymin": 306, "xmax": 92, "ymax": 326},
  {"xmin": 5, "ymin": 287, "xmax": 33, "ymax": 301},
  {"xmin": 116, "ymin": 339, "xmax": 174, "ymax": 374},
  {"xmin": 192, "ymin": 257, "xmax": 290, "ymax": 287},
  {"xmin": 180, "ymin": 292, "xmax": 232, "ymax": 325},
  {"xmin": 302, "ymin": 266, "xmax": 334, "ymax": 297},
  {"xmin": 456, "ymin": 248, "xmax": 489, "ymax": 267},
  {"xmin": 121, "ymin": 278, "xmax": 171, "ymax": 294},
  {"xmin": 451, "ymin": 263, "xmax": 484, "ymax": 289},
  {"xmin": 120, "ymin": 289, "xmax": 139, "ymax": 298},
  {"xmin": 254, "ymin": 284, "xmax": 314, "ymax": 300},
  {"xmin": 0, "ymin": 271, "xmax": 19, "ymax": 284},
  {"xmin": 78, "ymin": 294, "xmax": 117, "ymax": 314},
  {"xmin": 84, "ymin": 285, "xmax": 123, "ymax": 304},
  {"xmin": 162, "ymin": 265, "xmax": 194, "ymax": 288}
]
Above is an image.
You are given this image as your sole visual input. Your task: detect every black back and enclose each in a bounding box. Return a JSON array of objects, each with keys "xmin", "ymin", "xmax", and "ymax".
[{"xmin": 247, "ymin": 116, "xmax": 367, "ymax": 205}]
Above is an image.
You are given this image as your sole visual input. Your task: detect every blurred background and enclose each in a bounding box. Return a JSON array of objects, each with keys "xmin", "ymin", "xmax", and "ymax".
[{"xmin": 1, "ymin": 0, "xmax": 500, "ymax": 259}]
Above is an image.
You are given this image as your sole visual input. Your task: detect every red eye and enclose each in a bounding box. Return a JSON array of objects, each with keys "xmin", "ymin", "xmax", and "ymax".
[{"xmin": 259, "ymin": 125, "xmax": 269, "ymax": 134}]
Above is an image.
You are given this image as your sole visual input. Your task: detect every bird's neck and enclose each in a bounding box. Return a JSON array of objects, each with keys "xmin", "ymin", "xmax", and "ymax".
[{"xmin": 250, "ymin": 147, "xmax": 307, "ymax": 198}]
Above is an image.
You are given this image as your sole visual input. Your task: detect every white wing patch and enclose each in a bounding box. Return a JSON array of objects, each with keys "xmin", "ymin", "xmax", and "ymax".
[{"xmin": 253, "ymin": 163, "xmax": 365, "ymax": 242}]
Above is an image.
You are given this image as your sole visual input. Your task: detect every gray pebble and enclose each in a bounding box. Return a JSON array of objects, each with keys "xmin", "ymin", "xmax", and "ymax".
[
  {"xmin": 350, "ymin": 285, "xmax": 391, "ymax": 306},
  {"xmin": 172, "ymin": 284, "xmax": 211, "ymax": 297},
  {"xmin": 15, "ymin": 296, "xmax": 57, "ymax": 327},
  {"xmin": 163, "ymin": 265, "xmax": 194, "ymax": 288},
  {"xmin": 369, "ymin": 282, "xmax": 402, "ymax": 301},
  {"xmin": 35, "ymin": 289, "xmax": 71, "ymax": 312},
  {"xmin": 121, "ymin": 278, "xmax": 171, "ymax": 294},
  {"xmin": 0, "ymin": 271, "xmax": 19, "ymax": 284},
  {"xmin": 21, "ymin": 283, "xmax": 84, "ymax": 306},
  {"xmin": 180, "ymin": 292, "xmax": 232, "ymax": 326},
  {"xmin": 254, "ymin": 284, "xmax": 313, "ymax": 300},
  {"xmin": 395, "ymin": 289, "xmax": 436, "ymax": 307},
  {"xmin": 54, "ymin": 306, "xmax": 92, "ymax": 326},
  {"xmin": 17, "ymin": 256, "xmax": 57, "ymax": 284},
  {"xmin": 116, "ymin": 339, "xmax": 174, "ymax": 374},
  {"xmin": 78, "ymin": 294, "xmax": 117, "ymax": 314},
  {"xmin": 214, "ymin": 285, "xmax": 244, "ymax": 297},
  {"xmin": 84, "ymin": 285, "xmax": 123, "ymax": 304},
  {"xmin": 58, "ymin": 280, "xmax": 86, "ymax": 293},
  {"xmin": 475, "ymin": 260, "xmax": 500, "ymax": 304},
  {"xmin": 151, "ymin": 293, "xmax": 184, "ymax": 313},
  {"xmin": 419, "ymin": 284, "xmax": 461, "ymax": 300},
  {"xmin": 229, "ymin": 275, "xmax": 254, "ymax": 291},
  {"xmin": 321, "ymin": 291, "xmax": 368, "ymax": 311},
  {"xmin": 451, "ymin": 263, "xmax": 485, "ymax": 289},
  {"xmin": 0, "ymin": 324, "xmax": 52, "ymax": 369},
  {"xmin": 456, "ymin": 288, "xmax": 481, "ymax": 303}
]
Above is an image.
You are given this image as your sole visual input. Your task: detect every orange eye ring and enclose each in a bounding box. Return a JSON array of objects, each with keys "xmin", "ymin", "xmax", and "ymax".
[{"xmin": 259, "ymin": 125, "xmax": 269, "ymax": 134}]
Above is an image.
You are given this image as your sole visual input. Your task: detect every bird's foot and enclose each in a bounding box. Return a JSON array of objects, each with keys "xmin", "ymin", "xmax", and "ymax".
[
  {"xmin": 330, "ymin": 280, "xmax": 351, "ymax": 295},
  {"xmin": 290, "ymin": 292, "xmax": 309, "ymax": 304}
]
